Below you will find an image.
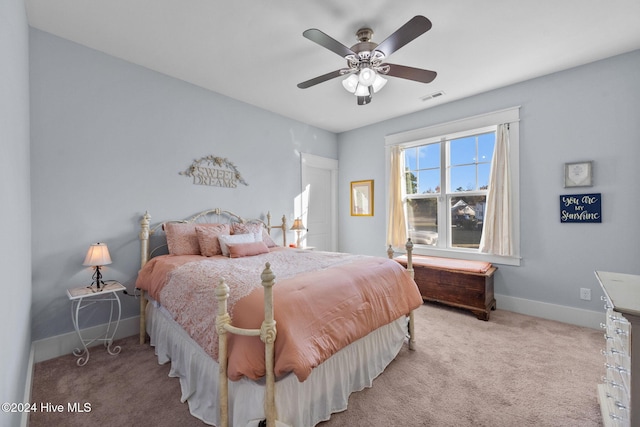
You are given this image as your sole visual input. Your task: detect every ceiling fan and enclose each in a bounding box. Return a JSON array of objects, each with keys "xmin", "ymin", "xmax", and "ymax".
[{"xmin": 297, "ymin": 15, "xmax": 437, "ymax": 105}]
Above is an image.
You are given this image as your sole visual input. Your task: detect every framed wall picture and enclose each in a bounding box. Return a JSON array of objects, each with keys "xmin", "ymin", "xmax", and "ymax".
[
  {"xmin": 560, "ymin": 193, "xmax": 602, "ymax": 223},
  {"xmin": 564, "ymin": 161, "xmax": 593, "ymax": 187},
  {"xmin": 350, "ymin": 180, "xmax": 374, "ymax": 216}
]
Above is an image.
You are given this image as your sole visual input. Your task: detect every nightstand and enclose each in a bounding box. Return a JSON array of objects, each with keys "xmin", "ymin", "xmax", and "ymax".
[{"xmin": 66, "ymin": 281, "xmax": 125, "ymax": 366}]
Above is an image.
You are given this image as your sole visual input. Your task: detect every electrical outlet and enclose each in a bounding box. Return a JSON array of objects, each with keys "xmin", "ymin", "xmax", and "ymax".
[{"xmin": 580, "ymin": 288, "xmax": 591, "ymax": 301}]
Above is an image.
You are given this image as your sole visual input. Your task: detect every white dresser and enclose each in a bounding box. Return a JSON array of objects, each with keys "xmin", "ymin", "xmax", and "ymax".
[{"xmin": 596, "ymin": 271, "xmax": 640, "ymax": 427}]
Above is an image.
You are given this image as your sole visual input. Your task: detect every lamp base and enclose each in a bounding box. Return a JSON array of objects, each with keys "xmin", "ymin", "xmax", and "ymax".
[{"xmin": 88, "ymin": 266, "xmax": 106, "ymax": 292}]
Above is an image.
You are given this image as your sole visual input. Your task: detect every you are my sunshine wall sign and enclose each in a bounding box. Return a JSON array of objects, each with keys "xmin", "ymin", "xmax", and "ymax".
[
  {"xmin": 179, "ymin": 155, "xmax": 248, "ymax": 188},
  {"xmin": 559, "ymin": 193, "xmax": 601, "ymax": 223}
]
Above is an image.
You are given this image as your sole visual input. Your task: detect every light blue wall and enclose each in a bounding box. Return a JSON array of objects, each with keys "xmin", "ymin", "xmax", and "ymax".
[
  {"xmin": 0, "ymin": 0, "xmax": 32, "ymax": 425},
  {"xmin": 338, "ymin": 50, "xmax": 640, "ymax": 312},
  {"xmin": 29, "ymin": 29, "xmax": 338, "ymax": 341},
  {"xmin": 24, "ymin": 26, "xmax": 640, "ymax": 343}
]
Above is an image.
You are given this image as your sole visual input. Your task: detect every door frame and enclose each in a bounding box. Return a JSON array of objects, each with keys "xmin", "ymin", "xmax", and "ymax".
[{"xmin": 301, "ymin": 153, "xmax": 339, "ymax": 252}]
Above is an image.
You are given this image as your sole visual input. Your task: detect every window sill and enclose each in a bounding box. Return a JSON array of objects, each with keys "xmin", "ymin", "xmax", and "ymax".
[{"xmin": 400, "ymin": 245, "xmax": 521, "ymax": 267}]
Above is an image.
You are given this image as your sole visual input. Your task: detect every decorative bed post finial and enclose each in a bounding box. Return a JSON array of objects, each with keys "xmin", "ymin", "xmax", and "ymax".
[
  {"xmin": 405, "ymin": 238, "xmax": 414, "ymax": 279},
  {"xmin": 281, "ymin": 215, "xmax": 288, "ymax": 247},
  {"xmin": 140, "ymin": 211, "xmax": 151, "ymax": 267}
]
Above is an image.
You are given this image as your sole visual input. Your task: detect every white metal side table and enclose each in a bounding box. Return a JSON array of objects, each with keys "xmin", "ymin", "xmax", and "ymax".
[{"xmin": 66, "ymin": 281, "xmax": 125, "ymax": 366}]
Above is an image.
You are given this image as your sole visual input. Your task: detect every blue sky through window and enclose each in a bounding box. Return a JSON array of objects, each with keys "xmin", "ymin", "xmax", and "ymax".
[{"xmin": 404, "ymin": 132, "xmax": 495, "ymax": 194}]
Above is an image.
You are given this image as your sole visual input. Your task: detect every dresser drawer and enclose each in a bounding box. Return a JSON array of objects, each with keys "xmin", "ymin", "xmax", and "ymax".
[{"xmin": 598, "ymin": 384, "xmax": 629, "ymax": 426}]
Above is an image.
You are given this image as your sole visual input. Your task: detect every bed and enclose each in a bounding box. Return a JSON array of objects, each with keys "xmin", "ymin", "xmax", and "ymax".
[{"xmin": 135, "ymin": 209, "xmax": 421, "ymax": 427}]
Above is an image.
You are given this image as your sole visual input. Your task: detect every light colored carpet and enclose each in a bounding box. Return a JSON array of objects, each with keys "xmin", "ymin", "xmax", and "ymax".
[{"xmin": 30, "ymin": 303, "xmax": 605, "ymax": 426}]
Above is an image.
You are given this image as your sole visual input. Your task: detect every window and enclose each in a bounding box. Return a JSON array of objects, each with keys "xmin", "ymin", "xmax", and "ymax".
[
  {"xmin": 386, "ymin": 107, "xmax": 520, "ymax": 265},
  {"xmin": 404, "ymin": 128, "xmax": 495, "ymax": 250}
]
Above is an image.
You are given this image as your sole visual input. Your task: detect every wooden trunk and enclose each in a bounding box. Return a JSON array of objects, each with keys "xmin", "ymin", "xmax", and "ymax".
[{"xmin": 396, "ymin": 258, "xmax": 497, "ymax": 321}]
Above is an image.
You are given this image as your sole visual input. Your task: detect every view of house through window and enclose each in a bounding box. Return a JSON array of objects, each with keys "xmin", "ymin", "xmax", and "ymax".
[{"xmin": 403, "ymin": 129, "xmax": 495, "ymax": 250}]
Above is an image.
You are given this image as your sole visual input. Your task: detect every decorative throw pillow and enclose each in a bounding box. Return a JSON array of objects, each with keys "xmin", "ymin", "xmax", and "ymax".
[
  {"xmin": 227, "ymin": 241, "xmax": 270, "ymax": 258},
  {"xmin": 261, "ymin": 230, "xmax": 278, "ymax": 248},
  {"xmin": 232, "ymin": 221, "xmax": 279, "ymax": 247},
  {"xmin": 218, "ymin": 233, "xmax": 260, "ymax": 257},
  {"xmin": 231, "ymin": 222, "xmax": 263, "ymax": 236},
  {"xmin": 164, "ymin": 222, "xmax": 200, "ymax": 255},
  {"xmin": 195, "ymin": 224, "xmax": 230, "ymax": 256}
]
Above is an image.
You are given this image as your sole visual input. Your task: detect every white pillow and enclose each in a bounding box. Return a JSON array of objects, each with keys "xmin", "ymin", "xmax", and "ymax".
[{"xmin": 218, "ymin": 233, "xmax": 261, "ymax": 256}]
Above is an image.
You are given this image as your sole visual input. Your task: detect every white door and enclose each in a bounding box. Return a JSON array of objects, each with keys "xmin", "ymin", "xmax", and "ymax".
[{"xmin": 300, "ymin": 153, "xmax": 338, "ymax": 251}]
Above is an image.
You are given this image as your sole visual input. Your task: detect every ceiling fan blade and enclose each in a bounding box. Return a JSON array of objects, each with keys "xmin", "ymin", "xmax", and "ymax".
[
  {"xmin": 374, "ymin": 16, "xmax": 432, "ymax": 58},
  {"xmin": 297, "ymin": 69, "xmax": 345, "ymax": 89},
  {"xmin": 303, "ymin": 28, "xmax": 357, "ymax": 58},
  {"xmin": 383, "ymin": 63, "xmax": 437, "ymax": 83}
]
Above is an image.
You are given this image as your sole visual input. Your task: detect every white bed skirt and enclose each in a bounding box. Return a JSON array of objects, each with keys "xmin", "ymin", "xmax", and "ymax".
[{"xmin": 146, "ymin": 301, "xmax": 408, "ymax": 427}]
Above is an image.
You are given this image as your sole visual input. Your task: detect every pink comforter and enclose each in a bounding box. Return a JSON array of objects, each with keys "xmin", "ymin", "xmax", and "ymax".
[{"xmin": 136, "ymin": 248, "xmax": 422, "ymax": 382}]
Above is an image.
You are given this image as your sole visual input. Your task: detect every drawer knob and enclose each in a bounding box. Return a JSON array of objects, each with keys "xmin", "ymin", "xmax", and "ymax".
[
  {"xmin": 614, "ymin": 401, "xmax": 628, "ymax": 411},
  {"xmin": 616, "ymin": 366, "xmax": 630, "ymax": 376},
  {"xmin": 604, "ymin": 363, "xmax": 631, "ymax": 376},
  {"xmin": 609, "ymin": 413, "xmax": 624, "ymax": 421},
  {"xmin": 602, "ymin": 378, "xmax": 624, "ymax": 389}
]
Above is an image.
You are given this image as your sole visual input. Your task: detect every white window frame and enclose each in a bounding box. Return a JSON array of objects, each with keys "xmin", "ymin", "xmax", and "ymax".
[{"xmin": 385, "ymin": 107, "xmax": 521, "ymax": 266}]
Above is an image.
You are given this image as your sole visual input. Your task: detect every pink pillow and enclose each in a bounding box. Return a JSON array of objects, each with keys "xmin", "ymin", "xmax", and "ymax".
[
  {"xmin": 227, "ymin": 241, "xmax": 270, "ymax": 258},
  {"xmin": 195, "ymin": 224, "xmax": 231, "ymax": 256},
  {"xmin": 232, "ymin": 222, "xmax": 278, "ymax": 247},
  {"xmin": 261, "ymin": 230, "xmax": 278, "ymax": 248},
  {"xmin": 231, "ymin": 222, "xmax": 263, "ymax": 235},
  {"xmin": 164, "ymin": 223, "xmax": 200, "ymax": 255}
]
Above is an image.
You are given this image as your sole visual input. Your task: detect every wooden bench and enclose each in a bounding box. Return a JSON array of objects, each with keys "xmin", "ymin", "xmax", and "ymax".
[{"xmin": 395, "ymin": 255, "xmax": 497, "ymax": 321}]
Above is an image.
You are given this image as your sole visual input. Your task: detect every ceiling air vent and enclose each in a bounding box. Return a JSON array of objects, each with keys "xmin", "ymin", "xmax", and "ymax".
[{"xmin": 420, "ymin": 91, "xmax": 445, "ymax": 101}]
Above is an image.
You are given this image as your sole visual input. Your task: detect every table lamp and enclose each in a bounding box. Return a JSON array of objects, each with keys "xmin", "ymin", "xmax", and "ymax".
[
  {"xmin": 290, "ymin": 218, "xmax": 306, "ymax": 248},
  {"xmin": 83, "ymin": 243, "xmax": 112, "ymax": 291}
]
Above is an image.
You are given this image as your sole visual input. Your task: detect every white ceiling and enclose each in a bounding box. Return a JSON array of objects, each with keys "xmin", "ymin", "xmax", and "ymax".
[{"xmin": 24, "ymin": 0, "xmax": 640, "ymax": 133}]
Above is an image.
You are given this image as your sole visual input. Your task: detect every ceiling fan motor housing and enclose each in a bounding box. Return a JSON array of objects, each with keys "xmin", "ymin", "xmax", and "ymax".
[
  {"xmin": 348, "ymin": 28, "xmax": 387, "ymax": 75},
  {"xmin": 355, "ymin": 28, "xmax": 374, "ymax": 43}
]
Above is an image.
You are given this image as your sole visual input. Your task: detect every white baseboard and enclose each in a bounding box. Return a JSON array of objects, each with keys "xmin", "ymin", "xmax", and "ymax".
[
  {"xmin": 495, "ymin": 294, "xmax": 604, "ymax": 330},
  {"xmin": 32, "ymin": 315, "xmax": 140, "ymax": 363},
  {"xmin": 21, "ymin": 344, "xmax": 35, "ymax": 427}
]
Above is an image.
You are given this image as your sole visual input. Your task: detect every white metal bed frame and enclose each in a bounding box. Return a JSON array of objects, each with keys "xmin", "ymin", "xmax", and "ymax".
[{"xmin": 137, "ymin": 209, "xmax": 415, "ymax": 427}]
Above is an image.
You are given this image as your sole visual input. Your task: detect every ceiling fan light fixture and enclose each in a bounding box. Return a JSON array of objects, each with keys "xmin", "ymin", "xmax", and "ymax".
[
  {"xmin": 371, "ymin": 74, "xmax": 387, "ymax": 93},
  {"xmin": 342, "ymin": 74, "xmax": 359, "ymax": 93},
  {"xmin": 358, "ymin": 67, "xmax": 377, "ymax": 86}
]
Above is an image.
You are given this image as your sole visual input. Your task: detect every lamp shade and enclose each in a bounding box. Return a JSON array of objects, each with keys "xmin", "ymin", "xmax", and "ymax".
[
  {"xmin": 290, "ymin": 218, "xmax": 306, "ymax": 231},
  {"xmin": 371, "ymin": 74, "xmax": 387, "ymax": 93},
  {"xmin": 354, "ymin": 83, "xmax": 371, "ymax": 97},
  {"xmin": 358, "ymin": 67, "xmax": 377, "ymax": 86},
  {"xmin": 342, "ymin": 74, "xmax": 359, "ymax": 93},
  {"xmin": 83, "ymin": 243, "xmax": 112, "ymax": 266}
]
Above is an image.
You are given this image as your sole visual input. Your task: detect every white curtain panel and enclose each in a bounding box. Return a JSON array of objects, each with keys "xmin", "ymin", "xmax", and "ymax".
[
  {"xmin": 387, "ymin": 145, "xmax": 408, "ymax": 248},
  {"xmin": 480, "ymin": 124, "xmax": 513, "ymax": 256}
]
